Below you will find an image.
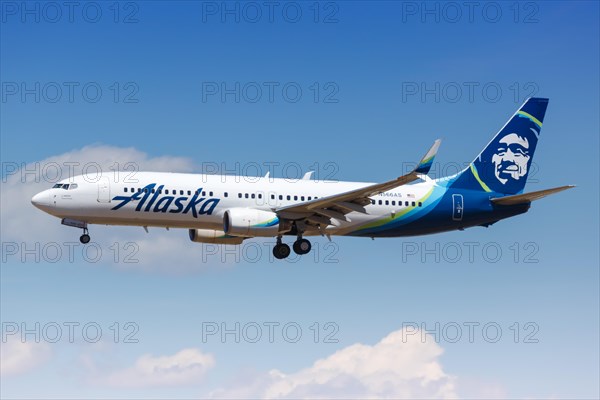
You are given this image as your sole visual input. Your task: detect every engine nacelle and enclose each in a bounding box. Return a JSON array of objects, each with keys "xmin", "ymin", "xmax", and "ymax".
[
  {"xmin": 188, "ymin": 229, "xmax": 245, "ymax": 244},
  {"xmin": 224, "ymin": 208, "xmax": 280, "ymax": 237}
]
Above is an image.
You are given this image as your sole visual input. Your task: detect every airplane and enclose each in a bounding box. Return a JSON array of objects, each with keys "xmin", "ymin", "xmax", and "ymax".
[{"xmin": 31, "ymin": 97, "xmax": 573, "ymax": 260}]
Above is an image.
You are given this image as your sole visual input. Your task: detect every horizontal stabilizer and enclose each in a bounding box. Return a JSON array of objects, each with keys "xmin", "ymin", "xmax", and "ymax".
[{"xmin": 491, "ymin": 185, "xmax": 574, "ymax": 206}]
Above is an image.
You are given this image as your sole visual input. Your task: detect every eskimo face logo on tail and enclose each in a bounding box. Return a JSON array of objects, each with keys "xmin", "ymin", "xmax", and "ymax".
[
  {"xmin": 491, "ymin": 133, "xmax": 531, "ymax": 185},
  {"xmin": 475, "ymin": 115, "xmax": 540, "ymax": 194},
  {"xmin": 111, "ymin": 183, "xmax": 219, "ymax": 218}
]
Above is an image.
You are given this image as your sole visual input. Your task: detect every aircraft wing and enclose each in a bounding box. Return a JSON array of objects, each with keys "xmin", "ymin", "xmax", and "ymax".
[
  {"xmin": 491, "ymin": 185, "xmax": 575, "ymax": 206},
  {"xmin": 275, "ymin": 140, "xmax": 441, "ymax": 227}
]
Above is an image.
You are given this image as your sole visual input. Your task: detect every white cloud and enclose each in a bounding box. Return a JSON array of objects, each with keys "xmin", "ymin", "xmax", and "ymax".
[
  {"xmin": 101, "ymin": 348, "xmax": 215, "ymax": 387},
  {"xmin": 211, "ymin": 328, "xmax": 457, "ymax": 399},
  {"xmin": 0, "ymin": 337, "xmax": 51, "ymax": 377}
]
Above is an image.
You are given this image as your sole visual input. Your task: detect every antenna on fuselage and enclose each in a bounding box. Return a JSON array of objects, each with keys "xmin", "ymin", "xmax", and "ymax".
[{"xmin": 302, "ymin": 171, "xmax": 314, "ymax": 180}]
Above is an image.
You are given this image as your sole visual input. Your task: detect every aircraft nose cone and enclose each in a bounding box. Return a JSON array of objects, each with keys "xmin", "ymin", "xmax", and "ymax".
[{"xmin": 31, "ymin": 191, "xmax": 50, "ymax": 209}]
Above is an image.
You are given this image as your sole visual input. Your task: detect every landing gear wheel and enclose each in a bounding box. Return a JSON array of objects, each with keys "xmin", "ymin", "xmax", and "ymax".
[
  {"xmin": 80, "ymin": 234, "xmax": 91, "ymax": 244},
  {"xmin": 273, "ymin": 243, "xmax": 291, "ymax": 259},
  {"xmin": 293, "ymin": 238, "xmax": 311, "ymax": 255}
]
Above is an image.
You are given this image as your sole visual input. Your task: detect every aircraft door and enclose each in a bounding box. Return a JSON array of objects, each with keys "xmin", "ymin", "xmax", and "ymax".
[
  {"xmin": 452, "ymin": 194, "xmax": 463, "ymax": 221},
  {"xmin": 97, "ymin": 177, "xmax": 111, "ymax": 203}
]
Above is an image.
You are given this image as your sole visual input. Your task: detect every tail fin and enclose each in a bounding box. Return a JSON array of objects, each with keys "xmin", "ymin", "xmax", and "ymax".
[{"xmin": 451, "ymin": 97, "xmax": 549, "ymax": 195}]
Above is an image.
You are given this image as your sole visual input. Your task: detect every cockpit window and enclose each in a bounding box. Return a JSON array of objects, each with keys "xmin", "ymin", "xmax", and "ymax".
[{"xmin": 52, "ymin": 183, "xmax": 76, "ymax": 190}]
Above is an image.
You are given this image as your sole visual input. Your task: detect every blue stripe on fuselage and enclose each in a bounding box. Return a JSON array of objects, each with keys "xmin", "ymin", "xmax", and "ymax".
[{"xmin": 348, "ymin": 188, "xmax": 530, "ymax": 238}]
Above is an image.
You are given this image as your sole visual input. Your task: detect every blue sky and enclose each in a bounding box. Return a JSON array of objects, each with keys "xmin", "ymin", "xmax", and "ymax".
[{"xmin": 1, "ymin": 1, "xmax": 598, "ymax": 398}]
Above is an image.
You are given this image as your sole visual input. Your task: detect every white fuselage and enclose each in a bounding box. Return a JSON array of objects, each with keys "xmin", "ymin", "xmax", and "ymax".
[{"xmin": 32, "ymin": 171, "xmax": 434, "ymax": 236}]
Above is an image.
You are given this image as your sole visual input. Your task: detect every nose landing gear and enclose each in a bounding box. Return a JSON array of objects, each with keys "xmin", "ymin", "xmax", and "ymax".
[
  {"xmin": 79, "ymin": 228, "xmax": 91, "ymax": 244},
  {"xmin": 61, "ymin": 218, "xmax": 91, "ymax": 244}
]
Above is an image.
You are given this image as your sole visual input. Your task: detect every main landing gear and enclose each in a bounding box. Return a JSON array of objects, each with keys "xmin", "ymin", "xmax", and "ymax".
[
  {"xmin": 273, "ymin": 237, "xmax": 291, "ymax": 260},
  {"xmin": 293, "ymin": 238, "xmax": 311, "ymax": 255},
  {"xmin": 272, "ymin": 235, "xmax": 312, "ymax": 260}
]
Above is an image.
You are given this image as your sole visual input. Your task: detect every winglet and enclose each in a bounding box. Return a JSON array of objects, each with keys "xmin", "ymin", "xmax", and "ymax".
[{"xmin": 415, "ymin": 139, "xmax": 441, "ymax": 174}]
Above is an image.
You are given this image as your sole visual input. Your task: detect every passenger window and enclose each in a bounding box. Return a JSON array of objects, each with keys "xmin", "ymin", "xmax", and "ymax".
[
  {"xmin": 165, "ymin": 190, "xmax": 169, "ymax": 194},
  {"xmin": 294, "ymin": 195, "xmax": 298, "ymax": 201},
  {"xmin": 258, "ymin": 194, "xmax": 262, "ymax": 199},
  {"xmin": 418, "ymin": 202, "xmax": 422, "ymax": 207},
  {"xmin": 271, "ymin": 194, "xmax": 275, "ymax": 200},
  {"xmin": 238, "ymin": 193, "xmax": 242, "ymax": 198},
  {"xmin": 202, "ymin": 191, "xmax": 206, "ymax": 196},
  {"xmin": 412, "ymin": 201, "xmax": 416, "ymax": 206},
  {"xmin": 301, "ymin": 196, "xmax": 305, "ymax": 201},
  {"xmin": 378, "ymin": 200, "xmax": 382, "ymax": 205},
  {"xmin": 251, "ymin": 194, "xmax": 255, "ymax": 199},
  {"xmin": 245, "ymin": 193, "xmax": 249, "ymax": 199},
  {"xmin": 279, "ymin": 195, "xmax": 283, "ymax": 200},
  {"xmin": 209, "ymin": 191, "xmax": 213, "ymax": 196},
  {"xmin": 124, "ymin": 188, "xmax": 128, "ymax": 193},
  {"xmin": 224, "ymin": 192, "xmax": 228, "ymax": 198},
  {"xmin": 385, "ymin": 200, "xmax": 389, "ymax": 206},
  {"xmin": 308, "ymin": 196, "xmax": 312, "ymax": 201},
  {"xmin": 187, "ymin": 190, "xmax": 191, "ymax": 195},
  {"xmin": 392, "ymin": 201, "xmax": 396, "ymax": 206},
  {"xmin": 287, "ymin": 195, "xmax": 291, "ymax": 200},
  {"xmin": 405, "ymin": 201, "xmax": 409, "ymax": 206},
  {"xmin": 371, "ymin": 200, "xmax": 375, "ymax": 205}
]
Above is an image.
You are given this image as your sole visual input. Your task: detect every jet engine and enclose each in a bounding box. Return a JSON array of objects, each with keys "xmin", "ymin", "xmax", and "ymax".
[
  {"xmin": 188, "ymin": 229, "xmax": 245, "ymax": 244},
  {"xmin": 223, "ymin": 208, "xmax": 280, "ymax": 237}
]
